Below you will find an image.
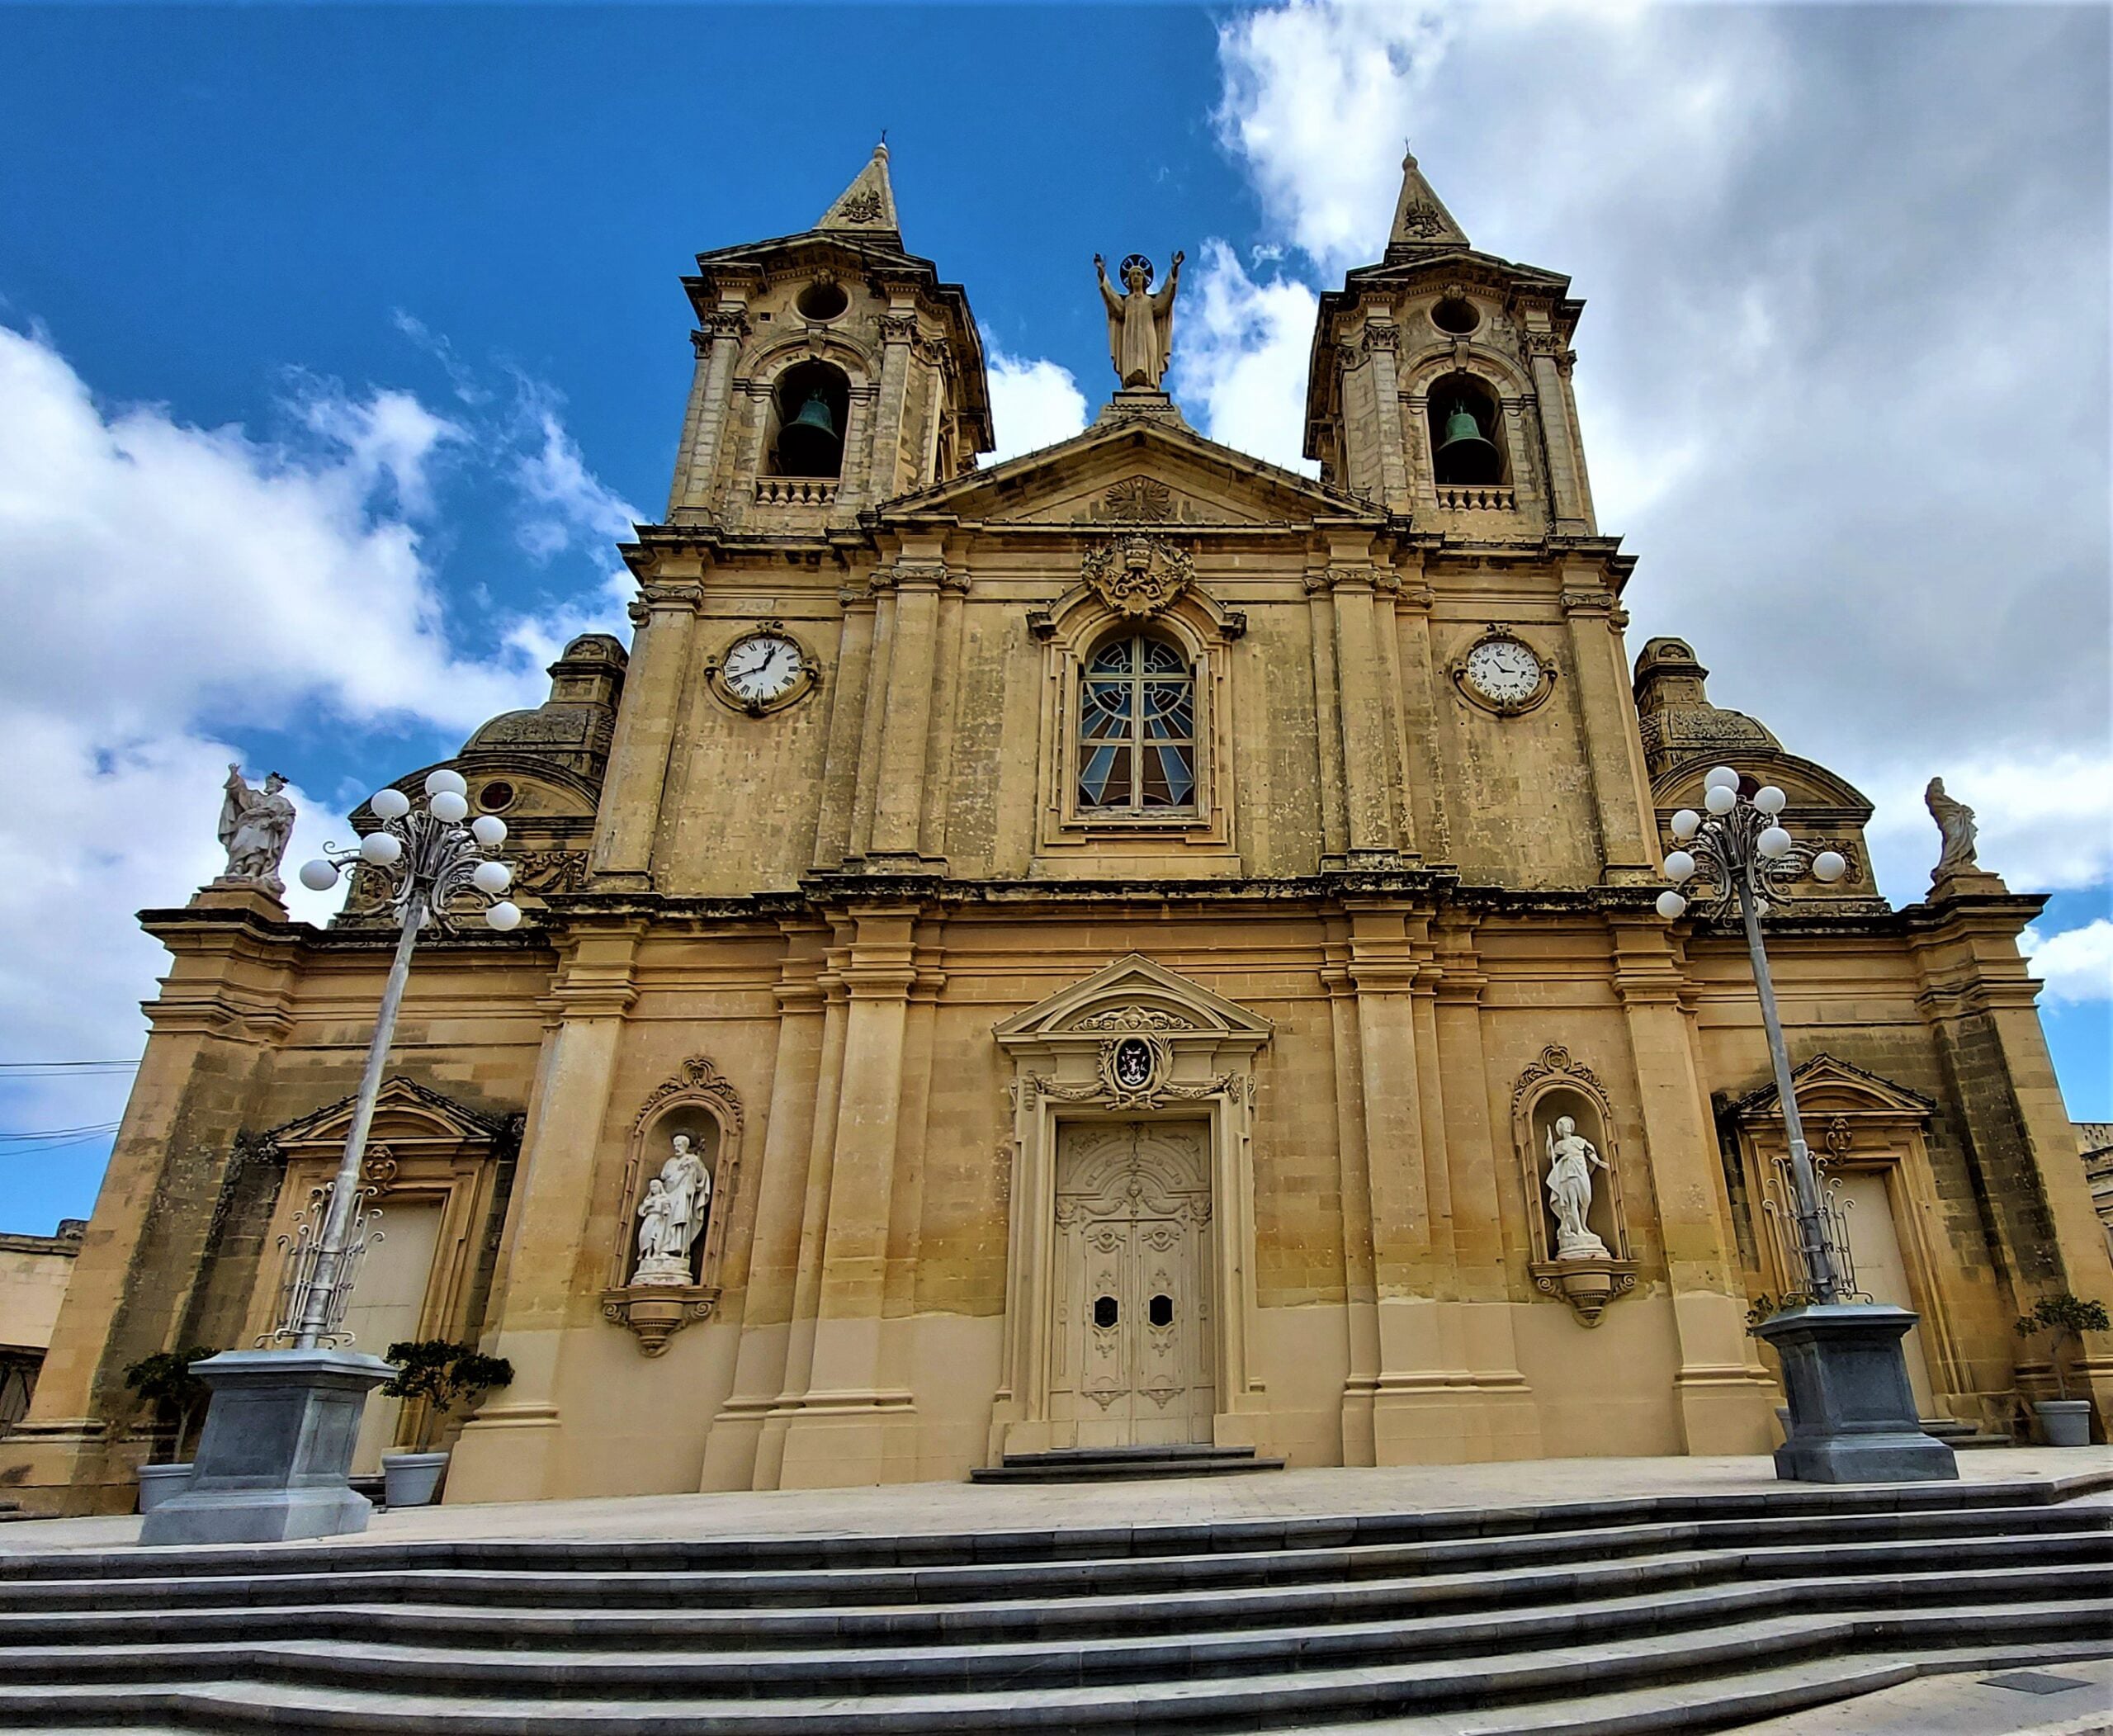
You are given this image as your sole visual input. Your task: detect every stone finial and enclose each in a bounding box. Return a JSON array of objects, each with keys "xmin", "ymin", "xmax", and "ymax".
[
  {"xmin": 1386, "ymin": 148, "xmax": 1469, "ymax": 258},
  {"xmin": 816, "ymin": 141, "xmax": 901, "ymax": 241}
]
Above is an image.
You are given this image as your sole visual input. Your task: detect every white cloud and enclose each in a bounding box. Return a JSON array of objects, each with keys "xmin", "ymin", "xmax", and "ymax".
[
  {"xmin": 0, "ymin": 322, "xmax": 635, "ymax": 1224},
  {"xmin": 1167, "ymin": 241, "xmax": 1319, "ymax": 474},
  {"xmin": 1213, "ymin": 1, "xmax": 1453, "ymax": 272},
  {"xmin": 510, "ymin": 380, "xmax": 642, "ymax": 561},
  {"xmin": 984, "ymin": 343, "xmax": 1089, "ymax": 463},
  {"xmin": 1206, "ymin": 0, "xmax": 2111, "ymax": 919},
  {"xmin": 2021, "ymin": 920, "xmax": 2113, "ymax": 1005}
]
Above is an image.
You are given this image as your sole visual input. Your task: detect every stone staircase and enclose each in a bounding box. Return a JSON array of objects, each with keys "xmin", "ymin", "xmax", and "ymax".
[
  {"xmin": 972, "ymin": 1442, "xmax": 1286, "ymax": 1482},
  {"xmin": 0, "ymin": 1471, "xmax": 2106, "ymax": 1733}
]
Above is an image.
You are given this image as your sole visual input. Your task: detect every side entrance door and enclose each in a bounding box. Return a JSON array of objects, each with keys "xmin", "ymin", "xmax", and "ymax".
[{"xmin": 1048, "ymin": 1121, "xmax": 1214, "ymax": 1447}]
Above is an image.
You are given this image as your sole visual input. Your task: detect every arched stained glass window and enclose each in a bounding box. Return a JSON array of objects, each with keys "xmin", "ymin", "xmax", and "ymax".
[{"xmin": 1077, "ymin": 635, "xmax": 1195, "ymax": 811}]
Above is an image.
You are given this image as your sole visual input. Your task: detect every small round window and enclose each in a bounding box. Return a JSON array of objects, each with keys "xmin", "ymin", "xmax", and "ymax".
[
  {"xmin": 796, "ymin": 280, "xmax": 849, "ymax": 323},
  {"xmin": 477, "ymin": 780, "xmax": 516, "ymax": 813},
  {"xmin": 1431, "ymin": 296, "xmax": 1480, "ymax": 335}
]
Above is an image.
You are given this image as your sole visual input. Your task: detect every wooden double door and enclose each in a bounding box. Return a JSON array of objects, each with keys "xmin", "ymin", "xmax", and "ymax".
[{"xmin": 1048, "ymin": 1121, "xmax": 1215, "ymax": 1447}]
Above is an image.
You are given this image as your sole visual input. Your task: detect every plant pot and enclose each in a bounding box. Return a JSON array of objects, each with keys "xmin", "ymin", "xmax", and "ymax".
[
  {"xmin": 381, "ymin": 1450, "xmax": 449, "ymax": 1508},
  {"xmin": 136, "ymin": 1461, "xmax": 194, "ymax": 1512},
  {"xmin": 2034, "ymin": 1398, "xmax": 2092, "ymax": 1446}
]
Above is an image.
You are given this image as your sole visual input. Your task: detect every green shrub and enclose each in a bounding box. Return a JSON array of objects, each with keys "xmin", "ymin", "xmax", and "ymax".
[
  {"xmin": 2014, "ymin": 1294, "xmax": 2111, "ymax": 1402},
  {"xmin": 380, "ymin": 1341, "xmax": 513, "ymax": 1446},
  {"xmin": 121, "ymin": 1346, "xmax": 220, "ymax": 1460}
]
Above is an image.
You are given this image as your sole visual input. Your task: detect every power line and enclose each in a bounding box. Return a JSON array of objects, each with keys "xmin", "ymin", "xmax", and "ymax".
[{"xmin": 0, "ymin": 1060, "xmax": 139, "ymax": 1071}]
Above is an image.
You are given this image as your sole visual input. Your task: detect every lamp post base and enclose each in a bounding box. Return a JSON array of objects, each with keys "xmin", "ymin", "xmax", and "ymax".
[
  {"xmin": 137, "ymin": 1348, "xmax": 396, "ymax": 1546},
  {"xmin": 1753, "ymin": 1303, "xmax": 1958, "ymax": 1483}
]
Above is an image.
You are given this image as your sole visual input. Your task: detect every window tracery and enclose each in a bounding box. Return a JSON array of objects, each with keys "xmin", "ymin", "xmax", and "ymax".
[{"xmin": 1077, "ymin": 634, "xmax": 1195, "ymax": 811}]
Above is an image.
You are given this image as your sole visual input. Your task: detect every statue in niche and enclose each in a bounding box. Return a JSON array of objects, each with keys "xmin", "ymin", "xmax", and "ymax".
[
  {"xmin": 633, "ymin": 1178, "xmax": 675, "ymax": 1266},
  {"xmin": 1095, "ymin": 251, "xmax": 1184, "ymax": 389},
  {"xmin": 1924, "ymin": 777, "xmax": 1979, "ymax": 880},
  {"xmin": 216, "ymin": 764, "xmax": 295, "ymax": 892},
  {"xmin": 628, "ymin": 1131, "xmax": 713, "ymax": 1286},
  {"xmin": 1544, "ymin": 1114, "xmax": 1612, "ymax": 1260}
]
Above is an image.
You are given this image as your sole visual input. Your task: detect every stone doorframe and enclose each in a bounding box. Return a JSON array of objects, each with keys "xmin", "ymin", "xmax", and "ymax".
[{"xmin": 989, "ymin": 953, "xmax": 1272, "ymax": 1459}]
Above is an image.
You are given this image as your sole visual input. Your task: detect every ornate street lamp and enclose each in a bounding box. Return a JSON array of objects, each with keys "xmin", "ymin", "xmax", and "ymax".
[
  {"xmin": 1656, "ymin": 766, "xmax": 1955, "ymax": 1483},
  {"xmin": 277, "ymin": 771, "xmax": 519, "ymax": 1346},
  {"xmin": 139, "ymin": 771, "xmax": 521, "ymax": 1546}
]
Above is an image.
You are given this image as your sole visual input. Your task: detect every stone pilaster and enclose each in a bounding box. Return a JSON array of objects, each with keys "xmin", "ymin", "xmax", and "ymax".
[
  {"xmin": 1526, "ymin": 336, "xmax": 1593, "ymax": 535},
  {"xmin": 1610, "ymin": 916, "xmax": 1776, "ymax": 1454},
  {"xmin": 1560, "ymin": 578, "xmax": 1659, "ymax": 885},
  {"xmin": 6, "ymin": 897, "xmax": 299, "ymax": 1515},
  {"xmin": 701, "ymin": 928, "xmax": 830, "ymax": 1491},
  {"xmin": 445, "ymin": 925, "xmax": 640, "ymax": 1503},
  {"xmin": 774, "ymin": 906, "xmax": 920, "ymax": 1487},
  {"xmin": 666, "ymin": 309, "xmax": 749, "ymax": 518},
  {"xmin": 1907, "ymin": 882, "xmax": 2113, "ymax": 1432},
  {"xmin": 1316, "ymin": 565, "xmax": 1406, "ymax": 867},
  {"xmin": 865, "ymin": 561, "xmax": 951, "ymax": 868},
  {"xmin": 591, "ymin": 584, "xmax": 702, "ymax": 891}
]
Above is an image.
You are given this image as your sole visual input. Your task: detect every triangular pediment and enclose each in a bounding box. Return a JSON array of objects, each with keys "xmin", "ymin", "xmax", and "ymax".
[
  {"xmin": 994, "ymin": 953, "xmax": 1274, "ymax": 1046},
  {"xmin": 888, "ymin": 415, "xmax": 1375, "ymax": 532},
  {"xmin": 1728, "ymin": 1055, "xmax": 1936, "ymax": 1123},
  {"xmin": 262, "ymin": 1076, "xmax": 510, "ymax": 1152}
]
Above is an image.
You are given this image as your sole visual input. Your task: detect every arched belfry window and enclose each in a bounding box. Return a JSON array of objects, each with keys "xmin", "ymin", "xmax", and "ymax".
[
  {"xmin": 1078, "ymin": 634, "xmax": 1195, "ymax": 811},
  {"xmin": 1428, "ymin": 371, "xmax": 1507, "ymax": 487},
  {"xmin": 768, "ymin": 359, "xmax": 849, "ymax": 479}
]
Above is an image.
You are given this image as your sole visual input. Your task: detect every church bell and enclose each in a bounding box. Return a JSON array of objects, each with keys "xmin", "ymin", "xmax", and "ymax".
[
  {"xmin": 776, "ymin": 390, "xmax": 842, "ymax": 478},
  {"xmin": 1434, "ymin": 403, "xmax": 1503, "ymax": 486}
]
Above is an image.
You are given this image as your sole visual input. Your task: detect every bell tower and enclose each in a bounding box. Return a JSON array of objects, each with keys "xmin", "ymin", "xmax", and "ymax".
[
  {"xmin": 664, "ymin": 144, "xmax": 993, "ymax": 528},
  {"xmin": 1303, "ymin": 151, "xmax": 1596, "ymax": 538}
]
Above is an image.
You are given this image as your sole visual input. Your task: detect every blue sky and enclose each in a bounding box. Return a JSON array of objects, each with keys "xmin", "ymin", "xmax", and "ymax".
[{"xmin": 1, "ymin": 2, "xmax": 2107, "ymax": 1232}]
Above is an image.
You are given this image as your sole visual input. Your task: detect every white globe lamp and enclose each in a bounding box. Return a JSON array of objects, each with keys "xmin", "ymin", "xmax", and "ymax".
[
  {"xmin": 298, "ymin": 859, "xmax": 340, "ymax": 892},
  {"xmin": 1705, "ymin": 783, "xmax": 1737, "ymax": 816},
  {"xmin": 1813, "ymin": 850, "xmax": 1847, "ymax": 883},
  {"xmin": 472, "ymin": 859, "xmax": 511, "ymax": 895},
  {"xmin": 1753, "ymin": 785, "xmax": 1788, "ymax": 816},
  {"xmin": 1656, "ymin": 890, "xmax": 1688, "ymax": 920},
  {"xmin": 1663, "ymin": 850, "xmax": 1696, "ymax": 883},
  {"xmin": 424, "ymin": 769, "xmax": 468, "ymax": 799},
  {"xmin": 470, "ymin": 814, "xmax": 507, "ymax": 848},
  {"xmin": 370, "ymin": 788, "xmax": 410, "ymax": 821},
  {"xmin": 1671, "ymin": 809, "xmax": 1701, "ymax": 841},
  {"xmin": 485, "ymin": 901, "xmax": 522, "ymax": 932},
  {"xmin": 1704, "ymin": 765, "xmax": 1740, "ymax": 792},
  {"xmin": 1757, "ymin": 826, "xmax": 1794, "ymax": 859},
  {"xmin": 358, "ymin": 831, "xmax": 403, "ymax": 867}
]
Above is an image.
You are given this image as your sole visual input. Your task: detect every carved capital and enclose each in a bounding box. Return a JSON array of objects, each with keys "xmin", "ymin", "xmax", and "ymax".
[
  {"xmin": 878, "ymin": 312, "xmax": 919, "ymax": 345},
  {"xmin": 1558, "ymin": 587, "xmax": 1618, "ymax": 617},
  {"xmin": 702, "ymin": 309, "xmax": 751, "ymax": 343},
  {"xmin": 1363, "ymin": 320, "xmax": 1401, "ymax": 353},
  {"xmin": 868, "ymin": 559, "xmax": 950, "ymax": 594}
]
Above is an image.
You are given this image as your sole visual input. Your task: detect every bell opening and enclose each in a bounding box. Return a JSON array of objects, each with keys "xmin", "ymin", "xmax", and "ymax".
[
  {"xmin": 769, "ymin": 360, "xmax": 849, "ymax": 480},
  {"xmin": 1429, "ymin": 372, "xmax": 1506, "ymax": 489}
]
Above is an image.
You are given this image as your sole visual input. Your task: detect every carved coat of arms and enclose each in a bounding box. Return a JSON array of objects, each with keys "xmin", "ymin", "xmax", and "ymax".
[{"xmin": 1081, "ymin": 533, "xmax": 1194, "ymax": 620}]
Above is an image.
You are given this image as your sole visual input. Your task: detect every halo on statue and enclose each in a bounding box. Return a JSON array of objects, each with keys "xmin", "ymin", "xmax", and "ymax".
[{"xmin": 1119, "ymin": 253, "xmax": 1155, "ymax": 286}]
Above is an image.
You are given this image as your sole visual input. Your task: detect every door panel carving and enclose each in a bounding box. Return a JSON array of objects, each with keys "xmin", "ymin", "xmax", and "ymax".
[{"xmin": 1050, "ymin": 1122, "xmax": 1213, "ymax": 1446}]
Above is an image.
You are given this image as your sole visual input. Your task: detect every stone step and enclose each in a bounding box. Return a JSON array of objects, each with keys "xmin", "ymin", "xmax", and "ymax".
[
  {"xmin": 1290, "ymin": 1641, "xmax": 2113, "ymax": 1734},
  {"xmin": 2, "ymin": 1530, "xmax": 2101, "ymax": 1652},
  {"xmin": 971, "ymin": 1451, "xmax": 1286, "ymax": 1482},
  {"xmin": 1, "ymin": 1563, "xmax": 2101, "ymax": 1701},
  {"xmin": 7, "ymin": 1501, "xmax": 2100, "ymax": 1622},
  {"xmin": 0, "ymin": 1602, "xmax": 2101, "ymax": 1732}
]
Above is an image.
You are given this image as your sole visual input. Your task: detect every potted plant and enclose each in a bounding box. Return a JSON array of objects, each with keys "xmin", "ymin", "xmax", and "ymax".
[
  {"xmin": 377, "ymin": 1340, "xmax": 513, "ymax": 1507},
  {"xmin": 121, "ymin": 1346, "xmax": 220, "ymax": 1511},
  {"xmin": 2014, "ymin": 1293, "xmax": 2110, "ymax": 1445}
]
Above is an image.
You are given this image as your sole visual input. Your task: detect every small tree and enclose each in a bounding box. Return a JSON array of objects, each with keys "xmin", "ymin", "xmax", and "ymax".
[
  {"xmin": 121, "ymin": 1346, "xmax": 220, "ymax": 1461},
  {"xmin": 380, "ymin": 1341, "xmax": 513, "ymax": 1449},
  {"xmin": 2014, "ymin": 1294, "xmax": 2111, "ymax": 1402}
]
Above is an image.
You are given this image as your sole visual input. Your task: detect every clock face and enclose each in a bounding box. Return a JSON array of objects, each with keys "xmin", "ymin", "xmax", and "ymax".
[
  {"xmin": 721, "ymin": 632, "xmax": 806, "ymax": 706},
  {"xmin": 1463, "ymin": 636, "xmax": 1543, "ymax": 707}
]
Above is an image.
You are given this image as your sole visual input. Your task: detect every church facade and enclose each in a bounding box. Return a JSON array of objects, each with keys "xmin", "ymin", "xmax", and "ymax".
[{"xmin": 13, "ymin": 147, "xmax": 2110, "ymax": 1512}]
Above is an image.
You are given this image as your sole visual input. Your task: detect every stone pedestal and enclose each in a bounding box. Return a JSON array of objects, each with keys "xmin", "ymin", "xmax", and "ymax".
[
  {"xmin": 1754, "ymin": 1304, "xmax": 1958, "ymax": 1483},
  {"xmin": 137, "ymin": 1348, "xmax": 395, "ymax": 1546}
]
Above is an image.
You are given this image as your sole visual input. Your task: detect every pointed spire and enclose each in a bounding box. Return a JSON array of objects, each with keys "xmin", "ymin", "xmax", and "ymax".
[
  {"xmin": 1385, "ymin": 147, "xmax": 1468, "ymax": 260},
  {"xmin": 816, "ymin": 141, "xmax": 901, "ymax": 244}
]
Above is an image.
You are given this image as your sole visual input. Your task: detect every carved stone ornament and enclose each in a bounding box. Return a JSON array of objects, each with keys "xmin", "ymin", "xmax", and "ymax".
[
  {"xmin": 1081, "ymin": 533, "xmax": 1195, "ymax": 620},
  {"xmin": 1028, "ymin": 1029, "xmax": 1233, "ymax": 1113},
  {"xmin": 1527, "ymin": 1259, "xmax": 1638, "ymax": 1327},
  {"xmin": 1397, "ymin": 200, "xmax": 1449, "ymax": 239},
  {"xmin": 601, "ymin": 1287, "xmax": 717, "ymax": 1357},
  {"xmin": 632, "ymin": 1055, "xmax": 745, "ymax": 1135},
  {"xmin": 1073, "ymin": 1004, "xmax": 1196, "ymax": 1033},
  {"xmin": 1512, "ymin": 1045, "xmax": 1637, "ymax": 1326},
  {"xmin": 1103, "ymin": 477, "xmax": 1173, "ymax": 522},
  {"xmin": 838, "ymin": 187, "xmax": 885, "ymax": 225}
]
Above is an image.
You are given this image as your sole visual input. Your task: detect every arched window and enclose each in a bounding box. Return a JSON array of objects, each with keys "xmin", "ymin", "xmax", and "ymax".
[
  {"xmin": 768, "ymin": 360, "xmax": 849, "ymax": 479},
  {"xmin": 1078, "ymin": 634, "xmax": 1195, "ymax": 811},
  {"xmin": 1428, "ymin": 371, "xmax": 1507, "ymax": 487}
]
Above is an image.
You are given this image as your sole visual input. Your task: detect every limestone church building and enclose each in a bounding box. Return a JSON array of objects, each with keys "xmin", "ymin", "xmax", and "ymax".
[{"xmin": 15, "ymin": 146, "xmax": 2109, "ymax": 1511}]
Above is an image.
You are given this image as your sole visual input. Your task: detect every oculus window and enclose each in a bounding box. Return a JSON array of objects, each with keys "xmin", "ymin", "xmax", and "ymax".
[{"xmin": 1077, "ymin": 635, "xmax": 1195, "ymax": 811}]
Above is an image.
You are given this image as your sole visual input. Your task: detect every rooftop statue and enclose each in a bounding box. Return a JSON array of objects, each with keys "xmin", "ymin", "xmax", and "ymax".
[
  {"xmin": 1095, "ymin": 250, "xmax": 1184, "ymax": 390},
  {"xmin": 215, "ymin": 764, "xmax": 295, "ymax": 894},
  {"xmin": 1924, "ymin": 776, "xmax": 1979, "ymax": 881}
]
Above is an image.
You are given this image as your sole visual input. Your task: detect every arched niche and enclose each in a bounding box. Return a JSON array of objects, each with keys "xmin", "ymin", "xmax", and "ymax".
[
  {"xmin": 1427, "ymin": 370, "xmax": 1510, "ymax": 487},
  {"xmin": 1510, "ymin": 1045, "xmax": 1638, "ymax": 1325},
  {"xmin": 764, "ymin": 357, "xmax": 852, "ymax": 480},
  {"xmin": 603, "ymin": 1055, "xmax": 745, "ymax": 1356}
]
